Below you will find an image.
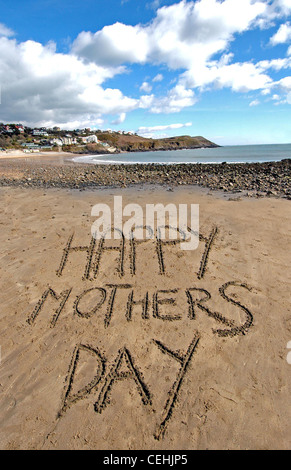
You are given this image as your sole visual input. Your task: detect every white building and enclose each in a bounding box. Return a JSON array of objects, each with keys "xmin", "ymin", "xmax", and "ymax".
[
  {"xmin": 50, "ymin": 138, "xmax": 63, "ymax": 147},
  {"xmin": 33, "ymin": 130, "xmax": 49, "ymax": 137},
  {"xmin": 62, "ymin": 137, "xmax": 77, "ymax": 145},
  {"xmin": 50, "ymin": 137, "xmax": 77, "ymax": 146},
  {"xmin": 81, "ymin": 135, "xmax": 99, "ymax": 144}
]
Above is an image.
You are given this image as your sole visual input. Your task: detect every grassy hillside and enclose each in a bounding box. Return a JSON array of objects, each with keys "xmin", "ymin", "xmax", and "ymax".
[{"xmin": 95, "ymin": 133, "xmax": 219, "ymax": 153}]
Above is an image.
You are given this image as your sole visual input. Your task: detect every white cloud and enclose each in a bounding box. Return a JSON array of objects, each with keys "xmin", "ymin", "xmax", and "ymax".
[
  {"xmin": 138, "ymin": 121, "xmax": 192, "ymax": 133},
  {"xmin": 1, "ymin": 0, "xmax": 291, "ymax": 126},
  {"xmin": 0, "ymin": 37, "xmax": 138, "ymax": 127},
  {"xmin": 249, "ymin": 99, "xmax": 260, "ymax": 106},
  {"xmin": 273, "ymin": 0, "xmax": 291, "ymax": 15},
  {"xmin": 71, "ymin": 0, "xmax": 282, "ymax": 98},
  {"xmin": 0, "ymin": 23, "xmax": 14, "ymax": 37},
  {"xmin": 73, "ymin": 0, "xmax": 268, "ymax": 72},
  {"xmin": 147, "ymin": 0, "xmax": 161, "ymax": 10},
  {"xmin": 139, "ymin": 85, "xmax": 196, "ymax": 114},
  {"xmin": 140, "ymin": 81, "xmax": 152, "ymax": 93},
  {"xmin": 181, "ymin": 61, "xmax": 273, "ymax": 92},
  {"xmin": 152, "ymin": 73, "xmax": 163, "ymax": 82},
  {"xmin": 271, "ymin": 75, "xmax": 291, "ymax": 103},
  {"xmin": 273, "ymin": 98, "xmax": 287, "ymax": 104},
  {"xmin": 258, "ymin": 0, "xmax": 291, "ymax": 28},
  {"xmin": 71, "ymin": 23, "xmax": 150, "ymax": 66},
  {"xmin": 270, "ymin": 22, "xmax": 291, "ymax": 44},
  {"xmin": 258, "ymin": 57, "xmax": 291, "ymax": 70},
  {"xmin": 138, "ymin": 121, "xmax": 192, "ymax": 137},
  {"xmin": 55, "ymin": 117, "xmax": 104, "ymax": 131},
  {"xmin": 139, "ymin": 94, "xmax": 155, "ymax": 109},
  {"xmin": 111, "ymin": 112, "xmax": 127, "ymax": 125},
  {"xmin": 276, "ymin": 75, "xmax": 291, "ymax": 90},
  {"xmin": 139, "ymin": 86, "xmax": 196, "ymax": 114}
]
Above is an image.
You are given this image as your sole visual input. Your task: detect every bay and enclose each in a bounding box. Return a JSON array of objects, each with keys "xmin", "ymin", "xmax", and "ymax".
[{"xmin": 72, "ymin": 143, "xmax": 291, "ymax": 165}]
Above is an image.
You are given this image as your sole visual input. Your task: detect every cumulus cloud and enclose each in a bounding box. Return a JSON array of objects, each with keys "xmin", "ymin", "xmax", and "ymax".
[
  {"xmin": 111, "ymin": 112, "xmax": 127, "ymax": 125},
  {"xmin": 140, "ymin": 81, "xmax": 152, "ymax": 93},
  {"xmin": 276, "ymin": 75, "xmax": 291, "ymax": 90},
  {"xmin": 72, "ymin": 0, "xmax": 268, "ymax": 71},
  {"xmin": 249, "ymin": 99, "xmax": 260, "ymax": 106},
  {"xmin": 0, "ymin": 37, "xmax": 138, "ymax": 127},
  {"xmin": 150, "ymin": 85, "xmax": 197, "ymax": 113},
  {"xmin": 146, "ymin": 0, "xmax": 162, "ymax": 10},
  {"xmin": 138, "ymin": 85, "xmax": 196, "ymax": 114},
  {"xmin": 273, "ymin": 0, "xmax": 291, "ymax": 16},
  {"xmin": 71, "ymin": 0, "xmax": 286, "ymax": 97},
  {"xmin": 138, "ymin": 94, "xmax": 155, "ymax": 110},
  {"xmin": 71, "ymin": 23, "xmax": 150, "ymax": 67},
  {"xmin": 1, "ymin": 0, "xmax": 291, "ymax": 127},
  {"xmin": 270, "ymin": 22, "xmax": 291, "ymax": 44},
  {"xmin": 180, "ymin": 61, "xmax": 273, "ymax": 92},
  {"xmin": 138, "ymin": 121, "xmax": 192, "ymax": 137},
  {"xmin": 138, "ymin": 121, "xmax": 192, "ymax": 132},
  {"xmin": 269, "ymin": 75, "xmax": 291, "ymax": 103},
  {"xmin": 0, "ymin": 23, "xmax": 14, "ymax": 37},
  {"xmin": 152, "ymin": 73, "xmax": 163, "ymax": 82},
  {"xmin": 256, "ymin": 0, "xmax": 291, "ymax": 28},
  {"xmin": 258, "ymin": 57, "xmax": 291, "ymax": 70}
]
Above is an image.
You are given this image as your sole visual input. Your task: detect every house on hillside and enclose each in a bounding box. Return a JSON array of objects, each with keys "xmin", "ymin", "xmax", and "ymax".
[
  {"xmin": 33, "ymin": 129, "xmax": 49, "ymax": 137},
  {"xmin": 50, "ymin": 138, "xmax": 63, "ymax": 147},
  {"xmin": 62, "ymin": 136, "xmax": 77, "ymax": 145},
  {"xmin": 81, "ymin": 135, "xmax": 99, "ymax": 144}
]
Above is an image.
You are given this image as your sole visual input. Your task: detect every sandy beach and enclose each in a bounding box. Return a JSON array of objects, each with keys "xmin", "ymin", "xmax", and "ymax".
[
  {"xmin": 0, "ymin": 178, "xmax": 290, "ymax": 450},
  {"xmin": 0, "ymin": 150, "xmax": 78, "ymax": 164}
]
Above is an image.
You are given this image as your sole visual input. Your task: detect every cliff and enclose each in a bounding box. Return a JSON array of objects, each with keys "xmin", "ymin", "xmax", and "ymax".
[{"xmin": 98, "ymin": 133, "xmax": 218, "ymax": 152}]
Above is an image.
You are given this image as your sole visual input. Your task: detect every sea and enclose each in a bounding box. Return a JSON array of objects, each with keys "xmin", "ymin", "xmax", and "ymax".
[{"xmin": 72, "ymin": 143, "xmax": 291, "ymax": 165}]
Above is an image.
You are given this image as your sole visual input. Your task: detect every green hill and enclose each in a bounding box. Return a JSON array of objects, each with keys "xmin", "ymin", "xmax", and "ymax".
[{"xmin": 95, "ymin": 133, "xmax": 219, "ymax": 153}]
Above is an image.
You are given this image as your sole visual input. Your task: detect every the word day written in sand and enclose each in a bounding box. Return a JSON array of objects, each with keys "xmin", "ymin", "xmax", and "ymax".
[{"xmin": 27, "ymin": 227, "xmax": 254, "ymax": 440}]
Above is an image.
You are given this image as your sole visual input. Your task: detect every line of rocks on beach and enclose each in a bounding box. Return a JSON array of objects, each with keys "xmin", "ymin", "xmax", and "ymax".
[{"xmin": 0, "ymin": 158, "xmax": 290, "ymax": 198}]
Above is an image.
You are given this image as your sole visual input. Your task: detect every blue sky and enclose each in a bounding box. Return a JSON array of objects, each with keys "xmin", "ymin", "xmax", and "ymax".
[{"xmin": 0, "ymin": 0, "xmax": 291, "ymax": 145}]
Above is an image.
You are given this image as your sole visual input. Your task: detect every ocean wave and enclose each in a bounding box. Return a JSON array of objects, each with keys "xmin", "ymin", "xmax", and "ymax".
[
  {"xmin": 71, "ymin": 146, "xmax": 291, "ymax": 165},
  {"xmin": 72, "ymin": 155, "xmax": 255, "ymax": 165}
]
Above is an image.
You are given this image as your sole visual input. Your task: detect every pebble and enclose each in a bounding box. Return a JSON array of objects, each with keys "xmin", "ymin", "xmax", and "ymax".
[{"xmin": 0, "ymin": 159, "xmax": 290, "ymax": 199}]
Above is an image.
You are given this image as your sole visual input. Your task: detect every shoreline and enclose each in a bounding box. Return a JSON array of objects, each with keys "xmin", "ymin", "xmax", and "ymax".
[
  {"xmin": 0, "ymin": 147, "xmax": 219, "ymax": 160},
  {"xmin": 0, "ymin": 154, "xmax": 290, "ymax": 198}
]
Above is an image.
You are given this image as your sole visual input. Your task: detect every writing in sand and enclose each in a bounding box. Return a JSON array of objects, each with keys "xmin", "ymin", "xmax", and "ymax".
[{"xmin": 26, "ymin": 227, "xmax": 254, "ymax": 440}]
